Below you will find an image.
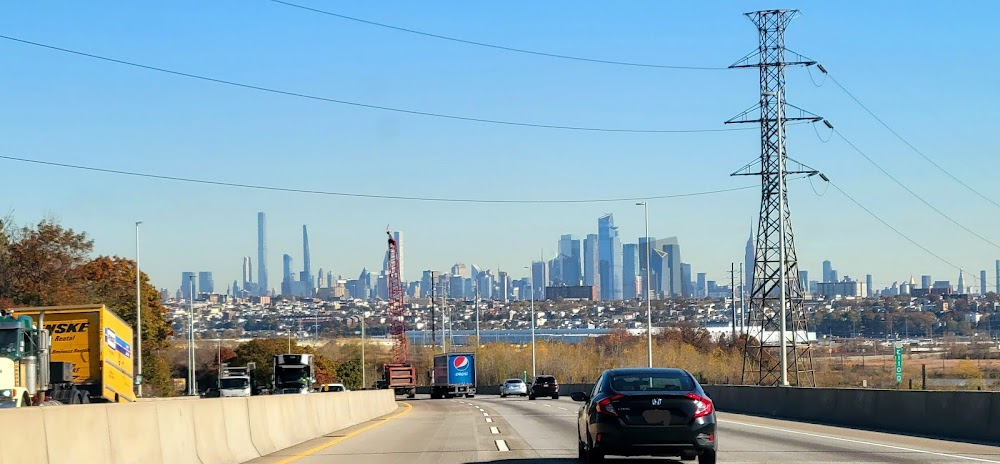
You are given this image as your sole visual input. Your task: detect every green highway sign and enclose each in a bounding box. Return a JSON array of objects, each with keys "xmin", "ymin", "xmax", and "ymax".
[{"xmin": 894, "ymin": 345, "xmax": 903, "ymax": 384}]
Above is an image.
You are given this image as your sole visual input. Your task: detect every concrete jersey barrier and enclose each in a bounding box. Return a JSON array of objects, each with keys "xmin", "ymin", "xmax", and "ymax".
[{"xmin": 0, "ymin": 389, "xmax": 398, "ymax": 464}]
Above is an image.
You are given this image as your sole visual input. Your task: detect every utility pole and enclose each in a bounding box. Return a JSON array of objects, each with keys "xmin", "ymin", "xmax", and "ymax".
[
  {"xmin": 637, "ymin": 202, "xmax": 653, "ymax": 368},
  {"xmin": 475, "ymin": 283, "xmax": 481, "ymax": 349},
  {"xmin": 188, "ymin": 275, "xmax": 196, "ymax": 396},
  {"xmin": 135, "ymin": 221, "xmax": 143, "ymax": 397},
  {"xmin": 739, "ymin": 262, "xmax": 745, "ymax": 334},
  {"xmin": 730, "ymin": 263, "xmax": 737, "ymax": 342},
  {"xmin": 728, "ymin": 9, "xmax": 820, "ymax": 387},
  {"xmin": 361, "ymin": 312, "xmax": 366, "ymax": 389},
  {"xmin": 431, "ymin": 271, "xmax": 437, "ymax": 348}
]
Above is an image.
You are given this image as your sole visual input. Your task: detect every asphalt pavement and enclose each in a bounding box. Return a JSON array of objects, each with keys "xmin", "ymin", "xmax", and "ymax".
[{"xmin": 248, "ymin": 394, "xmax": 1000, "ymax": 464}]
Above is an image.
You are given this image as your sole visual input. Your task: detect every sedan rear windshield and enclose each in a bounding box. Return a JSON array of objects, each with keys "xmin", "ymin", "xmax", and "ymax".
[
  {"xmin": 504, "ymin": 380, "xmax": 523, "ymax": 384},
  {"xmin": 535, "ymin": 376, "xmax": 556, "ymax": 383},
  {"xmin": 608, "ymin": 372, "xmax": 694, "ymax": 392}
]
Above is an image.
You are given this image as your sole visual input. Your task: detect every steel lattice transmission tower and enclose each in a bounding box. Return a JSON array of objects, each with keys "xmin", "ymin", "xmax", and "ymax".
[{"xmin": 727, "ymin": 9, "xmax": 822, "ymax": 387}]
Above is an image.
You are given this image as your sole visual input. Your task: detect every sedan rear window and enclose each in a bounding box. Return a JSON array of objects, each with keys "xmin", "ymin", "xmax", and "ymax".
[
  {"xmin": 608, "ymin": 372, "xmax": 695, "ymax": 392},
  {"xmin": 505, "ymin": 379, "xmax": 523, "ymax": 384}
]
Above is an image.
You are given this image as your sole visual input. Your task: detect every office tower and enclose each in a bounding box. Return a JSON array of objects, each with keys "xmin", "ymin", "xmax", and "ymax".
[
  {"xmin": 281, "ymin": 254, "xmax": 294, "ymax": 295},
  {"xmin": 180, "ymin": 272, "xmax": 196, "ymax": 300},
  {"xmin": 471, "ymin": 264, "xmax": 482, "ymax": 281},
  {"xmin": 393, "ymin": 231, "xmax": 404, "ymax": 282},
  {"xmin": 798, "ymin": 271, "xmax": 808, "ymax": 293},
  {"xmin": 650, "ymin": 238, "xmax": 682, "ymax": 298},
  {"xmin": 744, "ymin": 229, "xmax": 754, "ymax": 293},
  {"xmin": 198, "ymin": 272, "xmax": 214, "ymax": 294},
  {"xmin": 421, "ymin": 270, "xmax": 434, "ymax": 298},
  {"xmin": 531, "ymin": 260, "xmax": 548, "ymax": 300},
  {"xmin": 584, "ymin": 234, "xmax": 599, "ymax": 292},
  {"xmin": 242, "ymin": 257, "xmax": 253, "ymax": 288},
  {"xmin": 598, "ymin": 214, "xmax": 623, "ymax": 301},
  {"xmin": 680, "ymin": 263, "xmax": 693, "ymax": 298},
  {"xmin": 922, "ymin": 275, "xmax": 932, "ymax": 289},
  {"xmin": 231, "ymin": 281, "xmax": 239, "ymax": 296},
  {"xmin": 326, "ymin": 271, "xmax": 333, "ymax": 289},
  {"xmin": 257, "ymin": 212, "xmax": 268, "ymax": 296},
  {"xmin": 301, "ymin": 225, "xmax": 313, "ymax": 290},
  {"xmin": 558, "ymin": 235, "xmax": 582, "ymax": 286},
  {"xmin": 866, "ymin": 274, "xmax": 873, "ymax": 298},
  {"xmin": 476, "ymin": 270, "xmax": 493, "ymax": 300},
  {"xmin": 452, "ymin": 263, "xmax": 469, "ymax": 279},
  {"xmin": 830, "ymin": 270, "xmax": 839, "ymax": 283},
  {"xmin": 640, "ymin": 236, "xmax": 655, "ymax": 299},
  {"xmin": 982, "ymin": 270, "xmax": 988, "ymax": 295},
  {"xmin": 696, "ymin": 273, "xmax": 707, "ymax": 298},
  {"xmin": 497, "ymin": 271, "xmax": 510, "ymax": 302},
  {"xmin": 996, "ymin": 260, "xmax": 1000, "ymax": 293},
  {"xmin": 622, "ymin": 244, "xmax": 639, "ymax": 300},
  {"xmin": 958, "ymin": 270, "xmax": 965, "ymax": 294},
  {"xmin": 822, "ymin": 260, "xmax": 832, "ymax": 283}
]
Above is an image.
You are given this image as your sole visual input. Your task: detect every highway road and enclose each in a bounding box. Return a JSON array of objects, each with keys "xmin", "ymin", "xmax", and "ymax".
[{"xmin": 249, "ymin": 395, "xmax": 1000, "ymax": 464}]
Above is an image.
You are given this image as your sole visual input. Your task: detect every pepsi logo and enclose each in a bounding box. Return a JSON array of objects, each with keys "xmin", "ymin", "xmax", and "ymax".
[{"xmin": 453, "ymin": 355, "xmax": 470, "ymax": 371}]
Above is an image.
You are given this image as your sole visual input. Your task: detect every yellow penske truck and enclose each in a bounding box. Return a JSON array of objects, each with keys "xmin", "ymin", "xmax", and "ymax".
[{"xmin": 0, "ymin": 305, "xmax": 136, "ymax": 407}]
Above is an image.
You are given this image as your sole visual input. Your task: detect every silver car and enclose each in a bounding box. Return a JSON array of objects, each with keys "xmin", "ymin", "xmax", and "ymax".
[{"xmin": 500, "ymin": 378, "xmax": 528, "ymax": 397}]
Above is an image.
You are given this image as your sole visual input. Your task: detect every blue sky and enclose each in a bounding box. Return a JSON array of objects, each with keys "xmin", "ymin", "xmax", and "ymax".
[{"xmin": 0, "ymin": 1, "xmax": 997, "ymax": 293}]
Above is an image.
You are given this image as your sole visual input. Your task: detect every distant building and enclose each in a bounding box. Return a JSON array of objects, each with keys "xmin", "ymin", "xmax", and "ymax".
[
  {"xmin": 865, "ymin": 274, "xmax": 873, "ymax": 298},
  {"xmin": 622, "ymin": 244, "xmax": 639, "ymax": 300},
  {"xmin": 257, "ymin": 212, "xmax": 268, "ymax": 297},
  {"xmin": 696, "ymin": 273, "xmax": 707, "ymax": 298},
  {"xmin": 822, "ymin": 260, "xmax": 833, "ymax": 283},
  {"xmin": 815, "ymin": 280, "xmax": 866, "ymax": 298},
  {"xmin": 598, "ymin": 214, "xmax": 623, "ymax": 301},
  {"xmin": 544, "ymin": 285, "xmax": 598, "ymax": 301},
  {"xmin": 198, "ymin": 271, "xmax": 214, "ymax": 294},
  {"xmin": 180, "ymin": 272, "xmax": 196, "ymax": 299},
  {"xmin": 583, "ymin": 234, "xmax": 599, "ymax": 292},
  {"xmin": 531, "ymin": 261, "xmax": 548, "ymax": 300},
  {"xmin": 981, "ymin": 270, "xmax": 988, "ymax": 295},
  {"xmin": 921, "ymin": 275, "xmax": 932, "ymax": 289},
  {"xmin": 680, "ymin": 263, "xmax": 693, "ymax": 298}
]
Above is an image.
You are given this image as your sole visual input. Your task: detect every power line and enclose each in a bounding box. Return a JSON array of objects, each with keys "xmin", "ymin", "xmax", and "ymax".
[
  {"xmin": 833, "ymin": 128, "xmax": 1000, "ymax": 251},
  {"xmin": 0, "ymin": 154, "xmax": 758, "ymax": 204},
  {"xmin": 267, "ymin": 0, "xmax": 727, "ymax": 71},
  {"xmin": 0, "ymin": 34, "xmax": 744, "ymax": 134},
  {"xmin": 823, "ymin": 71, "xmax": 1000, "ymax": 210},
  {"xmin": 827, "ymin": 180, "xmax": 981, "ymax": 286}
]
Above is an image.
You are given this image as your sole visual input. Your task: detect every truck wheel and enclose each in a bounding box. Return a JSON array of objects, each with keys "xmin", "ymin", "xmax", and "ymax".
[
  {"xmin": 80, "ymin": 392, "xmax": 91, "ymax": 404},
  {"xmin": 21, "ymin": 393, "xmax": 31, "ymax": 407},
  {"xmin": 407, "ymin": 389, "xmax": 416, "ymax": 399}
]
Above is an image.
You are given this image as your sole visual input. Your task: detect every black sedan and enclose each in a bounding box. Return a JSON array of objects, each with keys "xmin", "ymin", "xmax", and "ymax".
[{"xmin": 571, "ymin": 368, "xmax": 717, "ymax": 464}]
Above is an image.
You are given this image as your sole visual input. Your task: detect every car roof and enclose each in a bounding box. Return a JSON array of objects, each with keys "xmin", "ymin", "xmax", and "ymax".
[
  {"xmin": 603, "ymin": 368, "xmax": 690, "ymax": 376},
  {"xmin": 503, "ymin": 378, "xmax": 523, "ymax": 382}
]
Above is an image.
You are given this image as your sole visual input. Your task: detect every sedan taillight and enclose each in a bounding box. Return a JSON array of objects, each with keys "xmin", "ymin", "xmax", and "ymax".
[
  {"xmin": 596, "ymin": 394, "xmax": 624, "ymax": 417},
  {"xmin": 686, "ymin": 393, "xmax": 714, "ymax": 418}
]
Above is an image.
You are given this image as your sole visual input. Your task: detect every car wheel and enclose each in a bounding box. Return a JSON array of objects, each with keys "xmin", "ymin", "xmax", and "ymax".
[
  {"xmin": 586, "ymin": 436, "xmax": 604, "ymax": 463},
  {"xmin": 529, "ymin": 395, "xmax": 536, "ymax": 400},
  {"xmin": 698, "ymin": 450, "xmax": 717, "ymax": 464},
  {"xmin": 552, "ymin": 394, "xmax": 559, "ymax": 400},
  {"xmin": 501, "ymin": 393, "xmax": 506, "ymax": 398},
  {"xmin": 577, "ymin": 439, "xmax": 587, "ymax": 460}
]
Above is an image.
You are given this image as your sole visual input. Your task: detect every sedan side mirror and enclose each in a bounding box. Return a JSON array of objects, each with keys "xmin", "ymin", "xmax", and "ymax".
[{"xmin": 570, "ymin": 391, "xmax": 590, "ymax": 402}]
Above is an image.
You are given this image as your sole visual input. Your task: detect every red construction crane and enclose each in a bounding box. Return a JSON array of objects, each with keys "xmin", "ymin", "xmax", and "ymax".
[
  {"xmin": 377, "ymin": 230, "xmax": 416, "ymax": 398},
  {"xmin": 386, "ymin": 230, "xmax": 407, "ymax": 364}
]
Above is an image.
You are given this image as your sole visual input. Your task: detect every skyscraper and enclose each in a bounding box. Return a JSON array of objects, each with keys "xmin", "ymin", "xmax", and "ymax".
[
  {"xmin": 282, "ymin": 254, "xmax": 293, "ymax": 295},
  {"xmin": 531, "ymin": 260, "xmax": 548, "ymax": 300},
  {"xmin": 822, "ymin": 260, "xmax": 833, "ymax": 283},
  {"xmin": 799, "ymin": 271, "xmax": 808, "ymax": 293},
  {"xmin": 583, "ymin": 234, "xmax": 599, "ymax": 293},
  {"xmin": 257, "ymin": 212, "xmax": 268, "ymax": 296},
  {"xmin": 866, "ymin": 274, "xmax": 873, "ymax": 298},
  {"xmin": 958, "ymin": 270, "xmax": 965, "ymax": 294},
  {"xmin": 198, "ymin": 271, "xmax": 214, "ymax": 294},
  {"xmin": 394, "ymin": 231, "xmax": 404, "ymax": 282},
  {"xmin": 921, "ymin": 275, "xmax": 932, "ymax": 289},
  {"xmin": 598, "ymin": 214, "xmax": 623, "ymax": 301},
  {"xmin": 301, "ymin": 225, "xmax": 313, "ymax": 291},
  {"xmin": 744, "ymin": 228, "xmax": 754, "ymax": 295},
  {"xmin": 981, "ymin": 270, "xmax": 988, "ymax": 295},
  {"xmin": 996, "ymin": 260, "xmax": 999, "ymax": 293},
  {"xmin": 696, "ymin": 273, "xmax": 707, "ymax": 298},
  {"xmin": 242, "ymin": 256, "xmax": 253, "ymax": 290},
  {"xmin": 640, "ymin": 236, "xmax": 655, "ymax": 299},
  {"xmin": 622, "ymin": 244, "xmax": 639, "ymax": 300},
  {"xmin": 650, "ymin": 238, "xmax": 682, "ymax": 298},
  {"xmin": 558, "ymin": 234, "xmax": 582, "ymax": 286},
  {"xmin": 180, "ymin": 272, "xmax": 196, "ymax": 300},
  {"xmin": 680, "ymin": 263, "xmax": 693, "ymax": 298}
]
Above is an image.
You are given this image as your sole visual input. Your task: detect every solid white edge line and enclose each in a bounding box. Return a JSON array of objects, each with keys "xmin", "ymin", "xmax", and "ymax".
[
  {"xmin": 495, "ymin": 439, "xmax": 510, "ymax": 452},
  {"xmin": 485, "ymin": 417, "xmax": 493, "ymax": 423},
  {"xmin": 719, "ymin": 419, "xmax": 1000, "ymax": 463},
  {"xmin": 490, "ymin": 426, "xmax": 500, "ymax": 434}
]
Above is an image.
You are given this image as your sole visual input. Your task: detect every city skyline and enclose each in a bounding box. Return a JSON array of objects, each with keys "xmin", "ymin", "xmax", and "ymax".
[{"xmin": 0, "ymin": 3, "xmax": 996, "ymax": 295}]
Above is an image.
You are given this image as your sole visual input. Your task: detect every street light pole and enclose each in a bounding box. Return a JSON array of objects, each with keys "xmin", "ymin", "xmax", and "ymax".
[
  {"xmin": 361, "ymin": 312, "xmax": 366, "ymax": 389},
  {"xmin": 525, "ymin": 265, "xmax": 535, "ymax": 379},
  {"xmin": 636, "ymin": 202, "xmax": 653, "ymax": 368},
  {"xmin": 188, "ymin": 275, "xmax": 196, "ymax": 396},
  {"xmin": 475, "ymin": 283, "xmax": 480, "ymax": 348},
  {"xmin": 135, "ymin": 221, "xmax": 143, "ymax": 397}
]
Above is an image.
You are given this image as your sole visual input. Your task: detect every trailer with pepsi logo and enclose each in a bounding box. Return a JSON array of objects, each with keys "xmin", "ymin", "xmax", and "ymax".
[{"xmin": 430, "ymin": 352, "xmax": 476, "ymax": 399}]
